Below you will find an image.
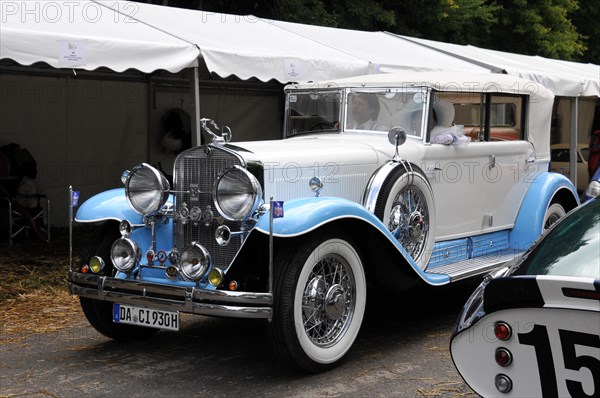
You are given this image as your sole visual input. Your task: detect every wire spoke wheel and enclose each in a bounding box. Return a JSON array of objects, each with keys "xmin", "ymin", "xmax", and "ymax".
[
  {"xmin": 268, "ymin": 232, "xmax": 366, "ymax": 373},
  {"xmin": 387, "ymin": 185, "xmax": 430, "ymax": 262},
  {"xmin": 374, "ymin": 166, "xmax": 435, "ymax": 269},
  {"xmin": 301, "ymin": 254, "xmax": 355, "ymax": 348}
]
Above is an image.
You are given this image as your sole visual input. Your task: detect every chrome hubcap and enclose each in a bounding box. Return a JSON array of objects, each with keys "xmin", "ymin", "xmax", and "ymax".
[
  {"xmin": 388, "ymin": 186, "xmax": 429, "ymax": 261},
  {"xmin": 301, "ymin": 254, "xmax": 355, "ymax": 347},
  {"xmin": 408, "ymin": 211, "xmax": 424, "ymax": 243},
  {"xmin": 324, "ymin": 284, "xmax": 347, "ymax": 320}
]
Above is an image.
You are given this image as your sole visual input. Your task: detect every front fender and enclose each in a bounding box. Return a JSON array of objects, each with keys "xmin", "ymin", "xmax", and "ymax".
[
  {"xmin": 254, "ymin": 197, "xmax": 450, "ymax": 285},
  {"xmin": 510, "ymin": 172, "xmax": 579, "ymax": 249},
  {"xmin": 75, "ymin": 188, "xmax": 144, "ymax": 225}
]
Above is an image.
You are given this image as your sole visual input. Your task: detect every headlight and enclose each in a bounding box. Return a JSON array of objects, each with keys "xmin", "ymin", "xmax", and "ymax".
[
  {"xmin": 214, "ymin": 166, "xmax": 262, "ymax": 221},
  {"xmin": 180, "ymin": 242, "xmax": 211, "ymax": 281},
  {"xmin": 111, "ymin": 237, "xmax": 140, "ymax": 273},
  {"xmin": 124, "ymin": 163, "xmax": 170, "ymax": 215},
  {"xmin": 585, "ymin": 180, "xmax": 600, "ymax": 198}
]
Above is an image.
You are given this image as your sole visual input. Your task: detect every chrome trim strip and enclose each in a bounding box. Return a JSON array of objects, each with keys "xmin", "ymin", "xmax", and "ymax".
[
  {"xmin": 72, "ymin": 284, "xmax": 272, "ymax": 319},
  {"xmin": 69, "ymin": 272, "xmax": 273, "ymax": 318}
]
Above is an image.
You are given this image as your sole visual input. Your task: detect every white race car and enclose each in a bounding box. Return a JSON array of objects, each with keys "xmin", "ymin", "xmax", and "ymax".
[{"xmin": 451, "ymin": 198, "xmax": 600, "ymax": 397}]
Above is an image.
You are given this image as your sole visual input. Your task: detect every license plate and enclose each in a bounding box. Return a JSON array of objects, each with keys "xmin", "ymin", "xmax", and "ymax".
[{"xmin": 113, "ymin": 303, "xmax": 179, "ymax": 331}]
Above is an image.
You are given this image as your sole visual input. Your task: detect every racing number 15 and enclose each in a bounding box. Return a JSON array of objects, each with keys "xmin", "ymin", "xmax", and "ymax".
[{"xmin": 518, "ymin": 324, "xmax": 600, "ymax": 398}]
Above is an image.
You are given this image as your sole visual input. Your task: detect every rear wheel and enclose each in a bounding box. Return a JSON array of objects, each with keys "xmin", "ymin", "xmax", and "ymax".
[
  {"xmin": 79, "ymin": 223, "xmax": 158, "ymax": 341},
  {"xmin": 268, "ymin": 231, "xmax": 366, "ymax": 373},
  {"xmin": 543, "ymin": 201, "xmax": 566, "ymax": 230}
]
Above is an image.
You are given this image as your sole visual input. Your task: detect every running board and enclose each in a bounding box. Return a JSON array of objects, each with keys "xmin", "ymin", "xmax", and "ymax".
[{"xmin": 425, "ymin": 250, "xmax": 524, "ymax": 282}]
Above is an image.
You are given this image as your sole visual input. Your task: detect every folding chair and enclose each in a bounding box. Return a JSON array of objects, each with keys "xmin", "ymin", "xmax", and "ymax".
[{"xmin": 0, "ymin": 182, "xmax": 50, "ymax": 245}]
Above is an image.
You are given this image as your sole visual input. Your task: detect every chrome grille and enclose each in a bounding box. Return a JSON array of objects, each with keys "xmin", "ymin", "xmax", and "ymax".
[{"xmin": 173, "ymin": 146, "xmax": 243, "ymax": 269}]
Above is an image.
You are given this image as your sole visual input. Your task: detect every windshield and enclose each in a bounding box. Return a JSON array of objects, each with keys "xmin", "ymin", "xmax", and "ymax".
[
  {"xmin": 513, "ymin": 200, "xmax": 600, "ymax": 278},
  {"xmin": 345, "ymin": 90, "xmax": 427, "ymax": 136},
  {"xmin": 286, "ymin": 91, "xmax": 341, "ymax": 137}
]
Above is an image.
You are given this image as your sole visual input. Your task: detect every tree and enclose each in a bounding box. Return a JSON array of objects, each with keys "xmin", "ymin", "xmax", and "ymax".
[
  {"xmin": 484, "ymin": 0, "xmax": 586, "ymax": 60},
  {"xmin": 389, "ymin": 0, "xmax": 499, "ymax": 47},
  {"xmin": 572, "ymin": 0, "xmax": 600, "ymax": 63}
]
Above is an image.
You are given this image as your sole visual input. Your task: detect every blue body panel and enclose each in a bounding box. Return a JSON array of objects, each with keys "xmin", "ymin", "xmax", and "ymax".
[
  {"xmin": 75, "ymin": 188, "xmax": 174, "ymax": 227},
  {"xmin": 254, "ymin": 196, "xmax": 450, "ymax": 286},
  {"xmin": 76, "ymin": 188, "xmax": 144, "ymax": 225},
  {"xmin": 510, "ymin": 172, "xmax": 579, "ymax": 250}
]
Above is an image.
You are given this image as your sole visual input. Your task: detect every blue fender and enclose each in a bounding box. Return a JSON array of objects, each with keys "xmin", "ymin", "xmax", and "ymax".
[
  {"xmin": 510, "ymin": 172, "xmax": 579, "ymax": 250},
  {"xmin": 75, "ymin": 188, "xmax": 144, "ymax": 225},
  {"xmin": 254, "ymin": 196, "xmax": 450, "ymax": 286}
]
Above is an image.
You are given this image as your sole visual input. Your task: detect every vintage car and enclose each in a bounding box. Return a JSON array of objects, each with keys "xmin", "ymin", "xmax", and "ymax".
[
  {"xmin": 68, "ymin": 72, "xmax": 580, "ymax": 373},
  {"xmin": 450, "ymin": 198, "xmax": 600, "ymax": 397}
]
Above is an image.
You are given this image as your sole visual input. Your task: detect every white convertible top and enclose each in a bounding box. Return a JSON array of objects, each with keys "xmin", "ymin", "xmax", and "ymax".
[{"xmin": 289, "ymin": 72, "xmax": 555, "ymax": 161}]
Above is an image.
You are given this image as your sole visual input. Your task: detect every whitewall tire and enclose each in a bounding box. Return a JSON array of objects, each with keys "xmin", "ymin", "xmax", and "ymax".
[{"xmin": 268, "ymin": 232, "xmax": 366, "ymax": 373}]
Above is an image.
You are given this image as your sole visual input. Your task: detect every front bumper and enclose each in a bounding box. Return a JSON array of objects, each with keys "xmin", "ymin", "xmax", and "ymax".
[{"xmin": 68, "ymin": 271, "xmax": 273, "ymax": 319}]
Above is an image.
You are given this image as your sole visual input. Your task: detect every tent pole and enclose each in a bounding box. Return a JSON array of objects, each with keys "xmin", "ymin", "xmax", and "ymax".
[
  {"xmin": 569, "ymin": 97, "xmax": 579, "ymax": 189},
  {"xmin": 191, "ymin": 66, "xmax": 202, "ymax": 147}
]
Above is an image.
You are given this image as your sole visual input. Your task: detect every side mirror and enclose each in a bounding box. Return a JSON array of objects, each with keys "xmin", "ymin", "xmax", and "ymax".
[{"xmin": 388, "ymin": 127, "xmax": 406, "ymax": 162}]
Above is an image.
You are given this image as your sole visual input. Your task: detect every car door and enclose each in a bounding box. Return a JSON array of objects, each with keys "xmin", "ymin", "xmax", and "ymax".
[{"xmin": 423, "ymin": 92, "xmax": 532, "ymax": 240}]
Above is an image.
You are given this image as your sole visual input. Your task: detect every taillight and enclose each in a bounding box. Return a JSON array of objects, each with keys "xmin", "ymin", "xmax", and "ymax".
[
  {"xmin": 494, "ymin": 321, "xmax": 512, "ymax": 341},
  {"xmin": 495, "ymin": 347, "xmax": 513, "ymax": 367}
]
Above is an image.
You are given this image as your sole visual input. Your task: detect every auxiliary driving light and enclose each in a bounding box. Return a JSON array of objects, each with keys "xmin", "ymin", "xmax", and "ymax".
[
  {"xmin": 110, "ymin": 237, "xmax": 140, "ymax": 273},
  {"xmin": 180, "ymin": 242, "xmax": 211, "ymax": 281},
  {"xmin": 208, "ymin": 267, "xmax": 224, "ymax": 286},
  {"xmin": 119, "ymin": 220, "xmax": 133, "ymax": 236},
  {"xmin": 215, "ymin": 225, "xmax": 231, "ymax": 246},
  {"xmin": 89, "ymin": 256, "xmax": 105, "ymax": 273}
]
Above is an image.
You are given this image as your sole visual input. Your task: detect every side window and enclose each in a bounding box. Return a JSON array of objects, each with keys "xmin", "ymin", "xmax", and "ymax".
[
  {"xmin": 489, "ymin": 95, "xmax": 522, "ymax": 141},
  {"xmin": 432, "ymin": 92, "xmax": 526, "ymax": 143}
]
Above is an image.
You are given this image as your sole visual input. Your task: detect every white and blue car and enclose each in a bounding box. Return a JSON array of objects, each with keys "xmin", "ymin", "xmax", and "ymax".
[
  {"xmin": 68, "ymin": 72, "xmax": 580, "ymax": 373},
  {"xmin": 450, "ymin": 198, "xmax": 599, "ymax": 397}
]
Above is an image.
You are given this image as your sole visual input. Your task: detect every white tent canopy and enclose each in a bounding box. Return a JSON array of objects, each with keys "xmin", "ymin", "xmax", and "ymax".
[
  {"xmin": 99, "ymin": 1, "xmax": 373, "ymax": 82},
  {"xmin": 399, "ymin": 35, "xmax": 600, "ymax": 97},
  {"xmin": 0, "ymin": 0, "xmax": 200, "ymax": 73},
  {"xmin": 2, "ymin": 0, "xmax": 597, "ymax": 93},
  {"xmin": 269, "ymin": 20, "xmax": 491, "ymax": 74}
]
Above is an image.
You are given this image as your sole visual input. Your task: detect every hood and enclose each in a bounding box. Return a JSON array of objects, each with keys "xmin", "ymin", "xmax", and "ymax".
[
  {"xmin": 223, "ymin": 133, "xmax": 425, "ymax": 204},
  {"xmin": 229, "ymin": 134, "xmax": 383, "ymax": 166}
]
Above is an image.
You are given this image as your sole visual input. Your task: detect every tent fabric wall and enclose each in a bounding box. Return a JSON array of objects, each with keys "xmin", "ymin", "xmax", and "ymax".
[
  {"xmin": 149, "ymin": 84, "xmax": 283, "ymax": 176},
  {"xmin": 0, "ymin": 72, "xmax": 148, "ymax": 228}
]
